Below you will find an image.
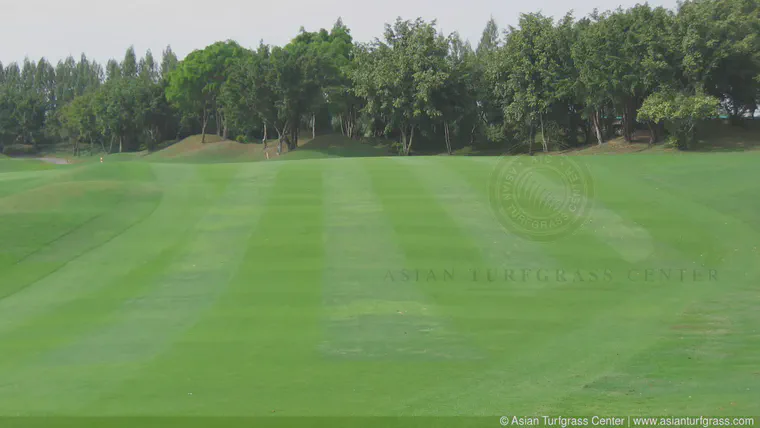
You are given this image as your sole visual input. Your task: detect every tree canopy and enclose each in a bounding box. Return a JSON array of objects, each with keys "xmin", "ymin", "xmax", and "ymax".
[{"xmin": 0, "ymin": 1, "xmax": 758, "ymax": 156}]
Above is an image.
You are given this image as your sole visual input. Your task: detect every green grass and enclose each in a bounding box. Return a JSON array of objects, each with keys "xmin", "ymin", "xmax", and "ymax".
[
  {"xmin": 140, "ymin": 134, "xmax": 392, "ymax": 164},
  {"xmin": 0, "ymin": 158, "xmax": 60, "ymax": 173},
  {"xmin": 0, "ymin": 136, "xmax": 759, "ymax": 422}
]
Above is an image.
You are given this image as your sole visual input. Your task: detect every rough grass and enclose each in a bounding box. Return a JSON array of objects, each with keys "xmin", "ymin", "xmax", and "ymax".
[{"xmin": 0, "ymin": 144, "xmax": 758, "ymax": 419}]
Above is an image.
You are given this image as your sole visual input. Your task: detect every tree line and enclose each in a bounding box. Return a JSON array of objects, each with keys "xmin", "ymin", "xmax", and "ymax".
[{"xmin": 0, "ymin": 0, "xmax": 758, "ymax": 156}]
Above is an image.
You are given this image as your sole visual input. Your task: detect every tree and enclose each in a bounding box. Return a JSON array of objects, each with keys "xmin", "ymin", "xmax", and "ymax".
[
  {"xmin": 268, "ymin": 40, "xmax": 325, "ymax": 150},
  {"xmin": 106, "ymin": 59, "xmax": 121, "ymax": 81},
  {"xmin": 351, "ymin": 18, "xmax": 450, "ymax": 155},
  {"xmin": 477, "ymin": 17, "xmax": 501, "ymax": 56},
  {"xmin": 572, "ymin": 13, "xmax": 614, "ymax": 145},
  {"xmin": 494, "ymin": 13, "xmax": 569, "ymax": 153},
  {"xmin": 638, "ymin": 91, "xmax": 720, "ymax": 149},
  {"xmin": 59, "ymin": 91, "xmax": 97, "ymax": 155},
  {"xmin": 93, "ymin": 78, "xmax": 139, "ymax": 153},
  {"xmin": 139, "ymin": 50, "xmax": 159, "ymax": 83},
  {"xmin": 122, "ymin": 46, "xmax": 138, "ymax": 78},
  {"xmin": 437, "ymin": 32, "xmax": 478, "ymax": 154},
  {"xmin": 161, "ymin": 46, "xmax": 179, "ymax": 80},
  {"xmin": 677, "ymin": 0, "xmax": 760, "ymax": 122},
  {"xmin": 325, "ymin": 18, "xmax": 362, "ymax": 139},
  {"xmin": 166, "ymin": 41, "xmax": 246, "ymax": 142},
  {"xmin": 222, "ymin": 44, "xmax": 276, "ymax": 143},
  {"xmin": 475, "ymin": 18, "xmax": 508, "ymax": 146}
]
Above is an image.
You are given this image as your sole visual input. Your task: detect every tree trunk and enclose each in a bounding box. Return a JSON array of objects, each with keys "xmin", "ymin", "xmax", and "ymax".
[
  {"xmin": 400, "ymin": 127, "xmax": 408, "ymax": 155},
  {"xmin": 119, "ymin": 136, "xmax": 123, "ymax": 154},
  {"xmin": 528, "ymin": 124, "xmax": 534, "ymax": 155},
  {"xmin": 201, "ymin": 106, "xmax": 209, "ymax": 144},
  {"xmin": 222, "ymin": 111, "xmax": 228, "ymax": 139},
  {"xmin": 276, "ymin": 126, "xmax": 284, "ymax": 155},
  {"xmin": 312, "ymin": 114, "xmax": 316, "ymax": 139},
  {"xmin": 348, "ymin": 109, "xmax": 356, "ymax": 139},
  {"xmin": 603, "ymin": 108, "xmax": 614, "ymax": 140},
  {"xmin": 263, "ymin": 123, "xmax": 267, "ymax": 143},
  {"xmin": 591, "ymin": 110, "xmax": 604, "ymax": 145},
  {"xmin": 540, "ymin": 112, "xmax": 548, "ymax": 152},
  {"xmin": 406, "ymin": 126, "xmax": 415, "ymax": 156},
  {"xmin": 444, "ymin": 122, "xmax": 452, "ymax": 155},
  {"xmin": 622, "ymin": 99, "xmax": 637, "ymax": 143},
  {"xmin": 109, "ymin": 135, "xmax": 114, "ymax": 153},
  {"xmin": 647, "ymin": 121, "xmax": 661, "ymax": 146},
  {"xmin": 216, "ymin": 109, "xmax": 222, "ymax": 137},
  {"xmin": 568, "ymin": 109, "xmax": 579, "ymax": 147}
]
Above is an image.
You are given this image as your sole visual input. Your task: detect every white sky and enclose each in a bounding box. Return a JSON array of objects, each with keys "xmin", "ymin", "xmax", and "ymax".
[{"xmin": 2, "ymin": 0, "xmax": 680, "ymax": 66}]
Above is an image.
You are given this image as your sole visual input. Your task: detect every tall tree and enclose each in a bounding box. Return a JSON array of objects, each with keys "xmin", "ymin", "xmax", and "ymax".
[
  {"xmin": 351, "ymin": 18, "xmax": 450, "ymax": 155},
  {"xmin": 572, "ymin": 13, "xmax": 614, "ymax": 144},
  {"xmin": 161, "ymin": 46, "xmax": 179, "ymax": 79},
  {"xmin": 166, "ymin": 40, "xmax": 246, "ymax": 142},
  {"xmin": 677, "ymin": 0, "xmax": 760, "ymax": 121},
  {"xmin": 122, "ymin": 46, "xmax": 138, "ymax": 78},
  {"xmin": 477, "ymin": 17, "xmax": 501, "ymax": 55},
  {"xmin": 139, "ymin": 50, "xmax": 159, "ymax": 83},
  {"xmin": 106, "ymin": 59, "xmax": 121, "ymax": 81}
]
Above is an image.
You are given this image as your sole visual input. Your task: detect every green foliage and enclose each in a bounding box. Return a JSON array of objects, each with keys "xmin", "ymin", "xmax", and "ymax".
[
  {"xmin": 1, "ymin": 143, "xmax": 37, "ymax": 155},
  {"xmin": 0, "ymin": 1, "xmax": 758, "ymax": 155},
  {"xmin": 59, "ymin": 91, "xmax": 97, "ymax": 154},
  {"xmin": 638, "ymin": 91, "xmax": 720, "ymax": 149},
  {"xmin": 166, "ymin": 41, "xmax": 246, "ymax": 141},
  {"xmin": 677, "ymin": 0, "xmax": 760, "ymax": 114},
  {"xmin": 351, "ymin": 18, "xmax": 450, "ymax": 155}
]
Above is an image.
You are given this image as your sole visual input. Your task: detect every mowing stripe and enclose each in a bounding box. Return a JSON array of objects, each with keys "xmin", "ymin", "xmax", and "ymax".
[
  {"xmin": 81, "ymin": 161, "xmax": 325, "ymax": 416},
  {"xmin": 467, "ymin": 156, "xmax": 655, "ymax": 263},
  {"xmin": 385, "ymin": 157, "xmax": 744, "ymax": 415},
  {"xmin": 0, "ymin": 164, "xmax": 208, "ymax": 340},
  {"xmin": 0, "ymin": 165, "xmax": 281, "ymax": 415},
  {"xmin": 0, "ymin": 187, "xmax": 161, "ymax": 300},
  {"xmin": 400, "ymin": 157, "xmax": 563, "ymax": 290},
  {"xmin": 320, "ymin": 159, "xmax": 476, "ymax": 361}
]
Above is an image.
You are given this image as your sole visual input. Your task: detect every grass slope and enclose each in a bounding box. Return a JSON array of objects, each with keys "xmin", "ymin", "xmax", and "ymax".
[
  {"xmin": 0, "ymin": 143, "xmax": 758, "ymax": 419},
  {"xmin": 144, "ymin": 135, "xmax": 278, "ymax": 164},
  {"xmin": 142, "ymin": 134, "xmax": 392, "ymax": 164}
]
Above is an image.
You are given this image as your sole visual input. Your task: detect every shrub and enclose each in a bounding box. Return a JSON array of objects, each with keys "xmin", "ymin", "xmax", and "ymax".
[
  {"xmin": 638, "ymin": 92, "xmax": 720, "ymax": 150},
  {"xmin": 2, "ymin": 144, "xmax": 38, "ymax": 156}
]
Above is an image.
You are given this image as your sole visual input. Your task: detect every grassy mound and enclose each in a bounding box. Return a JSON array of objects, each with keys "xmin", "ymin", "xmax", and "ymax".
[
  {"xmin": 144, "ymin": 134, "xmax": 393, "ymax": 164},
  {"xmin": 276, "ymin": 135, "xmax": 393, "ymax": 160},
  {"xmin": 145, "ymin": 134, "xmax": 227, "ymax": 161}
]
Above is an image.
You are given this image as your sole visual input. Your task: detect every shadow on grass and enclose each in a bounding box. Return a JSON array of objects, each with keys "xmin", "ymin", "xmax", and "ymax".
[
  {"xmin": 690, "ymin": 120, "xmax": 760, "ymax": 152},
  {"xmin": 284, "ymin": 135, "xmax": 394, "ymax": 159}
]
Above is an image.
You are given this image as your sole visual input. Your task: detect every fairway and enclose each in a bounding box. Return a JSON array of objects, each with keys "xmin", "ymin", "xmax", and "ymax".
[{"xmin": 1, "ymin": 151, "xmax": 759, "ymax": 418}]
